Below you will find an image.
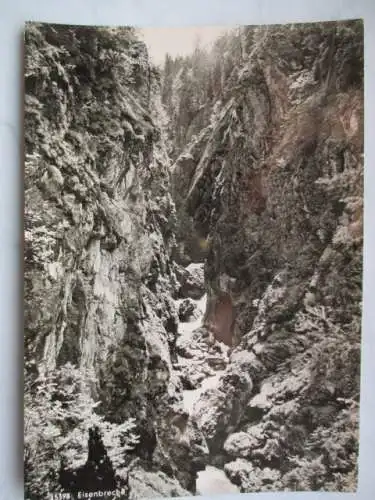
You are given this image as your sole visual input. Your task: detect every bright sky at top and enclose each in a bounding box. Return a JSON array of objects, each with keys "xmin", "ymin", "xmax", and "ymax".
[{"xmin": 139, "ymin": 26, "xmax": 234, "ymax": 66}]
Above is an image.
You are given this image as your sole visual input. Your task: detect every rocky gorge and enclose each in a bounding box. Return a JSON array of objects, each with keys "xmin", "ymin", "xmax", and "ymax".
[{"xmin": 24, "ymin": 20, "xmax": 363, "ymax": 499}]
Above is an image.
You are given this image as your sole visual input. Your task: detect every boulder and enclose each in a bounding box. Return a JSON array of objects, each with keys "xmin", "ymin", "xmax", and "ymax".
[
  {"xmin": 224, "ymin": 430, "xmax": 263, "ymax": 459},
  {"xmin": 178, "ymin": 298, "xmax": 198, "ymax": 322},
  {"xmin": 194, "ymin": 368, "xmax": 253, "ymax": 454},
  {"xmin": 175, "ymin": 263, "xmax": 205, "ymax": 299},
  {"xmin": 224, "ymin": 459, "xmax": 281, "ymax": 492}
]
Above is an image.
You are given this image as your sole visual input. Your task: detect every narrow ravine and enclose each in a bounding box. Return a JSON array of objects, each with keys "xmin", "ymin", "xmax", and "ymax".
[
  {"xmin": 23, "ymin": 21, "xmax": 363, "ymax": 499},
  {"xmin": 174, "ymin": 263, "xmax": 240, "ymax": 496}
]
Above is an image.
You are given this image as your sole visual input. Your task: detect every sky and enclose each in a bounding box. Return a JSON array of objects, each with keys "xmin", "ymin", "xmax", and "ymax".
[{"xmin": 139, "ymin": 26, "xmax": 234, "ymax": 66}]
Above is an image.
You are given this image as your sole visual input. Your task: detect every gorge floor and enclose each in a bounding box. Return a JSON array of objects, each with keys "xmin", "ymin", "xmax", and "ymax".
[{"xmin": 174, "ymin": 273, "xmax": 240, "ymax": 496}]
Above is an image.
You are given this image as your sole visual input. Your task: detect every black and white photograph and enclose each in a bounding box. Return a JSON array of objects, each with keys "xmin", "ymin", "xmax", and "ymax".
[{"xmin": 24, "ymin": 19, "xmax": 364, "ymax": 499}]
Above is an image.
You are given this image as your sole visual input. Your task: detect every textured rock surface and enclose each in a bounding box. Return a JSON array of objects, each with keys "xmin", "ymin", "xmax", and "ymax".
[
  {"xmin": 224, "ymin": 459, "xmax": 281, "ymax": 492},
  {"xmin": 24, "ymin": 23, "xmax": 206, "ymax": 498},
  {"xmin": 178, "ymin": 298, "xmax": 199, "ymax": 322},
  {"xmin": 170, "ymin": 20, "xmax": 363, "ymax": 492},
  {"xmin": 24, "ymin": 20, "xmax": 363, "ymax": 497},
  {"xmin": 175, "ymin": 262, "xmax": 205, "ymax": 300},
  {"xmin": 128, "ymin": 467, "xmax": 190, "ymax": 499}
]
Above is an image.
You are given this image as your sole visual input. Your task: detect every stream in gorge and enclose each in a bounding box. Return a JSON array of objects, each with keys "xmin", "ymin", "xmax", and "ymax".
[
  {"xmin": 23, "ymin": 21, "xmax": 363, "ymax": 499},
  {"xmin": 174, "ymin": 269, "xmax": 240, "ymax": 496}
]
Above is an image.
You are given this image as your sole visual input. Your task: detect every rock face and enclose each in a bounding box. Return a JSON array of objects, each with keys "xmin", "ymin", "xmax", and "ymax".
[
  {"xmin": 204, "ymin": 293, "xmax": 234, "ymax": 346},
  {"xmin": 24, "ymin": 23, "xmax": 207, "ymax": 498},
  {"xmin": 171, "ymin": 21, "xmax": 363, "ymax": 492},
  {"xmin": 24, "ymin": 20, "xmax": 363, "ymax": 498}
]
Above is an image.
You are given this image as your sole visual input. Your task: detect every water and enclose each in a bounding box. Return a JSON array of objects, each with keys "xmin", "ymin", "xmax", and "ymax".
[
  {"xmin": 175, "ymin": 280, "xmax": 239, "ymax": 496},
  {"xmin": 176, "ymin": 293, "xmax": 207, "ymax": 337},
  {"xmin": 196, "ymin": 466, "xmax": 240, "ymax": 495},
  {"xmin": 182, "ymin": 371, "xmax": 222, "ymax": 413}
]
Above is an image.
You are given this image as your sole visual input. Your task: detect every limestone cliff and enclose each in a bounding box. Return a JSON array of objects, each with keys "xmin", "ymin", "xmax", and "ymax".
[
  {"xmin": 172, "ymin": 20, "xmax": 363, "ymax": 491},
  {"xmin": 24, "ymin": 23, "xmax": 206, "ymax": 499}
]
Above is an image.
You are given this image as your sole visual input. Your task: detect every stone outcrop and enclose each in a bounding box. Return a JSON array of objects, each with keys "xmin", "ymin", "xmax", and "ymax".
[
  {"xmin": 24, "ymin": 23, "xmax": 207, "ymax": 498},
  {"xmin": 174, "ymin": 262, "xmax": 205, "ymax": 300},
  {"xmin": 171, "ymin": 20, "xmax": 363, "ymax": 492},
  {"xmin": 178, "ymin": 298, "xmax": 199, "ymax": 322}
]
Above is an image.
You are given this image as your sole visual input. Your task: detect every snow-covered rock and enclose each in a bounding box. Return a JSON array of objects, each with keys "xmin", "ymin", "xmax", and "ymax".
[
  {"xmin": 224, "ymin": 430, "xmax": 263, "ymax": 458},
  {"xmin": 175, "ymin": 262, "xmax": 205, "ymax": 299},
  {"xmin": 224, "ymin": 459, "xmax": 281, "ymax": 492},
  {"xmin": 194, "ymin": 368, "xmax": 253, "ymax": 454},
  {"xmin": 178, "ymin": 298, "xmax": 199, "ymax": 322}
]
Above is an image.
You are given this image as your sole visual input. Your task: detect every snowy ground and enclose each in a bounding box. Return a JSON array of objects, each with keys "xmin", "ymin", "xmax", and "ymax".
[{"xmin": 174, "ymin": 276, "xmax": 239, "ymax": 496}]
